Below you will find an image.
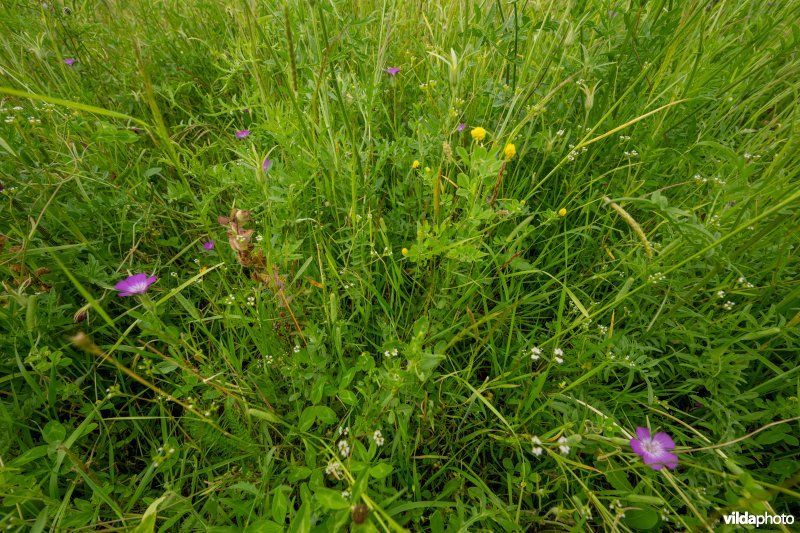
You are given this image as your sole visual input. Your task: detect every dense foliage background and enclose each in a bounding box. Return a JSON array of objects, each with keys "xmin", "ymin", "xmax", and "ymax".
[{"xmin": 1, "ymin": 1, "xmax": 799, "ymax": 531}]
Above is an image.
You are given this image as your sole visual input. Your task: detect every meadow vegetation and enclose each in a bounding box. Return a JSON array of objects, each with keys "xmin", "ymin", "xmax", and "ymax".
[{"xmin": 1, "ymin": 0, "xmax": 799, "ymax": 531}]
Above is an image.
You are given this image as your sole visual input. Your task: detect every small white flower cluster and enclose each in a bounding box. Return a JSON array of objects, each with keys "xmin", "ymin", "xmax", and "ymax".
[
  {"xmin": 716, "ymin": 290, "xmax": 726, "ymax": 299},
  {"xmin": 342, "ymin": 281, "xmax": 355, "ymax": 289},
  {"xmin": 373, "ymin": 429, "xmax": 384, "ymax": 446},
  {"xmin": 293, "ymin": 344, "xmax": 301, "ymax": 353},
  {"xmin": 623, "ymin": 149, "xmax": 639, "ymax": 158},
  {"xmin": 419, "ymin": 79, "xmax": 438, "ymax": 91},
  {"xmin": 556, "ymin": 129, "xmax": 565, "ymax": 136},
  {"xmin": 383, "ymin": 246, "xmax": 393, "ymax": 256},
  {"xmin": 255, "ymin": 233, "xmax": 264, "ymax": 242},
  {"xmin": 337, "ymin": 439, "xmax": 350, "ymax": 458},
  {"xmin": 737, "ymin": 276, "xmax": 754, "ymax": 288},
  {"xmin": 325, "ymin": 460, "xmax": 344, "ymax": 479},
  {"xmin": 553, "ymin": 347, "xmax": 564, "ymax": 364},
  {"xmin": 529, "ymin": 346, "xmax": 542, "ymax": 360},
  {"xmin": 28, "ymin": 116, "xmax": 41, "ymax": 124},
  {"xmin": 609, "ymin": 499, "xmax": 625, "ymax": 518},
  {"xmin": 722, "ymin": 300, "xmax": 735, "ymax": 311},
  {"xmin": 223, "ymin": 294, "xmax": 235, "ymax": 305},
  {"xmin": 105, "ymin": 384, "xmax": 120, "ymax": 399},
  {"xmin": 648, "ymin": 272, "xmax": 666, "ymax": 284},
  {"xmin": 531, "ymin": 436, "xmax": 543, "ymax": 456},
  {"xmin": 619, "ymin": 135, "xmax": 631, "ymax": 141},
  {"xmin": 341, "ymin": 490, "xmax": 351, "ymax": 499},
  {"xmin": 558, "ymin": 436, "xmax": 570, "ymax": 455},
  {"xmin": 597, "ymin": 324, "xmax": 608, "ymax": 335},
  {"xmin": 743, "ymin": 153, "xmax": 761, "ymax": 161},
  {"xmin": 264, "ymin": 355, "xmax": 274, "ymax": 365},
  {"xmin": 566, "ymin": 143, "xmax": 587, "ymax": 161},
  {"xmin": 153, "ymin": 445, "xmax": 177, "ymax": 468},
  {"xmin": 708, "ymin": 214, "xmax": 721, "ymax": 228},
  {"xmin": 4, "ymin": 116, "xmax": 16, "ymax": 123},
  {"xmin": 383, "ymin": 348, "xmax": 399, "ymax": 357},
  {"xmin": 247, "ymin": 295, "xmax": 255, "ymax": 306}
]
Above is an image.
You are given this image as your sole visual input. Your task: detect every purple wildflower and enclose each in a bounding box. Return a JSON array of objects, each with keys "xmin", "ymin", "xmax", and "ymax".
[
  {"xmin": 457, "ymin": 123, "xmax": 467, "ymax": 133},
  {"xmin": 114, "ymin": 273, "xmax": 157, "ymax": 297},
  {"xmin": 262, "ymin": 158, "xmax": 271, "ymax": 172},
  {"xmin": 202, "ymin": 240, "xmax": 214, "ymax": 251},
  {"xmin": 630, "ymin": 427, "xmax": 678, "ymax": 470},
  {"xmin": 235, "ymin": 130, "xmax": 250, "ymax": 139},
  {"xmin": 384, "ymin": 67, "xmax": 400, "ymax": 76},
  {"xmin": 62, "ymin": 58, "xmax": 76, "ymax": 66}
]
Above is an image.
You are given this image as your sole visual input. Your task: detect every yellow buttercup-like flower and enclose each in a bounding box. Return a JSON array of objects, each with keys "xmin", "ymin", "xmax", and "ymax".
[
  {"xmin": 401, "ymin": 247, "xmax": 408, "ymax": 256},
  {"xmin": 412, "ymin": 160, "xmax": 420, "ymax": 169},
  {"xmin": 504, "ymin": 143, "xmax": 516, "ymax": 160},
  {"xmin": 558, "ymin": 207, "xmax": 567, "ymax": 217},
  {"xmin": 471, "ymin": 127, "xmax": 487, "ymax": 142}
]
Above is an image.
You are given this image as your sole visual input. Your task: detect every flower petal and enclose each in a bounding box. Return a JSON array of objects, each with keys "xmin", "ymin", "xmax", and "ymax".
[
  {"xmin": 630, "ymin": 438, "xmax": 645, "ymax": 457},
  {"xmin": 635, "ymin": 427, "xmax": 651, "ymax": 442},
  {"xmin": 652, "ymin": 432, "xmax": 676, "ymax": 450},
  {"xmin": 645, "ymin": 451, "xmax": 678, "ymax": 471}
]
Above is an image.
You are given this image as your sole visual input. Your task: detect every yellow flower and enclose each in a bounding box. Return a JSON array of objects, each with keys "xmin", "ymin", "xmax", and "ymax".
[
  {"xmin": 471, "ymin": 127, "xmax": 487, "ymax": 142},
  {"xmin": 412, "ymin": 160, "xmax": 420, "ymax": 169},
  {"xmin": 558, "ymin": 207, "xmax": 567, "ymax": 217},
  {"xmin": 199, "ymin": 266, "xmax": 209, "ymax": 275},
  {"xmin": 425, "ymin": 166, "xmax": 431, "ymax": 173},
  {"xmin": 504, "ymin": 143, "xmax": 516, "ymax": 160},
  {"xmin": 401, "ymin": 247, "xmax": 408, "ymax": 256}
]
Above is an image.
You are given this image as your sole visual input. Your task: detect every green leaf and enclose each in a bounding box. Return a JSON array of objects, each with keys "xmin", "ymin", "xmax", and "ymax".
[
  {"xmin": 42, "ymin": 421, "xmax": 66, "ymax": 444},
  {"xmin": 622, "ymin": 508, "xmax": 659, "ymax": 530},
  {"xmin": 132, "ymin": 494, "xmax": 168, "ymax": 533},
  {"xmin": 272, "ymin": 487, "xmax": 288, "ymax": 523},
  {"xmin": 314, "ymin": 487, "xmax": 350, "ymax": 510},
  {"xmin": 288, "ymin": 500, "xmax": 311, "ymax": 533},
  {"xmin": 370, "ymin": 463, "xmax": 393, "ymax": 479}
]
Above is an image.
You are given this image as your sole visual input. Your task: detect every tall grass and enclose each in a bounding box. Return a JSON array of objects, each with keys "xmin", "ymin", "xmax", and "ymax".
[{"xmin": 1, "ymin": 1, "xmax": 799, "ymax": 531}]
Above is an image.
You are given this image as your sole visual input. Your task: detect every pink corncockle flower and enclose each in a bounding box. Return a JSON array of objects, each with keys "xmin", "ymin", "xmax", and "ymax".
[
  {"xmin": 457, "ymin": 123, "xmax": 467, "ymax": 132},
  {"xmin": 263, "ymin": 158, "xmax": 271, "ymax": 171},
  {"xmin": 630, "ymin": 427, "xmax": 678, "ymax": 470},
  {"xmin": 114, "ymin": 273, "xmax": 157, "ymax": 297},
  {"xmin": 62, "ymin": 58, "xmax": 76, "ymax": 66},
  {"xmin": 235, "ymin": 130, "xmax": 250, "ymax": 139},
  {"xmin": 384, "ymin": 67, "xmax": 400, "ymax": 76},
  {"xmin": 202, "ymin": 240, "xmax": 214, "ymax": 251}
]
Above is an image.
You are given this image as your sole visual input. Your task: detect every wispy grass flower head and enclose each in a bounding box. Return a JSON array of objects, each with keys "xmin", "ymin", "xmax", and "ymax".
[
  {"xmin": 115, "ymin": 273, "xmax": 157, "ymax": 297},
  {"xmin": 630, "ymin": 427, "xmax": 678, "ymax": 470}
]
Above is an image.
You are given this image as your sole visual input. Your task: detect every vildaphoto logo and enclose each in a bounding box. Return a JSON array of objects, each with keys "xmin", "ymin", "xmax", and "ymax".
[{"xmin": 722, "ymin": 511, "xmax": 795, "ymax": 526}]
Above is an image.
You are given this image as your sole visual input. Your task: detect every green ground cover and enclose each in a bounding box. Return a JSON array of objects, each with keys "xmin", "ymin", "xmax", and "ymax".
[{"xmin": 1, "ymin": 1, "xmax": 799, "ymax": 531}]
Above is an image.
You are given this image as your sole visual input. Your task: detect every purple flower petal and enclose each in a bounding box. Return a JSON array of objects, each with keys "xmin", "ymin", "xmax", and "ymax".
[
  {"xmin": 235, "ymin": 129, "xmax": 250, "ymax": 139},
  {"xmin": 384, "ymin": 67, "xmax": 400, "ymax": 76},
  {"xmin": 263, "ymin": 158, "xmax": 271, "ymax": 171},
  {"xmin": 644, "ymin": 451, "xmax": 679, "ymax": 471},
  {"xmin": 457, "ymin": 123, "xmax": 467, "ymax": 132},
  {"xmin": 635, "ymin": 427, "xmax": 651, "ymax": 442},
  {"xmin": 630, "ymin": 438, "xmax": 645, "ymax": 456},
  {"xmin": 202, "ymin": 240, "xmax": 214, "ymax": 251},
  {"xmin": 114, "ymin": 273, "xmax": 157, "ymax": 297},
  {"xmin": 62, "ymin": 58, "xmax": 76, "ymax": 66},
  {"xmin": 652, "ymin": 431, "xmax": 676, "ymax": 450}
]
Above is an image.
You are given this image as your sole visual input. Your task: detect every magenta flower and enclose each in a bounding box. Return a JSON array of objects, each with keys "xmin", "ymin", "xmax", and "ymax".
[
  {"xmin": 202, "ymin": 240, "xmax": 214, "ymax": 251},
  {"xmin": 384, "ymin": 67, "xmax": 400, "ymax": 76},
  {"xmin": 630, "ymin": 427, "xmax": 678, "ymax": 470},
  {"xmin": 457, "ymin": 123, "xmax": 467, "ymax": 132},
  {"xmin": 235, "ymin": 130, "xmax": 250, "ymax": 139},
  {"xmin": 114, "ymin": 273, "xmax": 157, "ymax": 297},
  {"xmin": 62, "ymin": 58, "xmax": 76, "ymax": 66},
  {"xmin": 263, "ymin": 158, "xmax": 271, "ymax": 172}
]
